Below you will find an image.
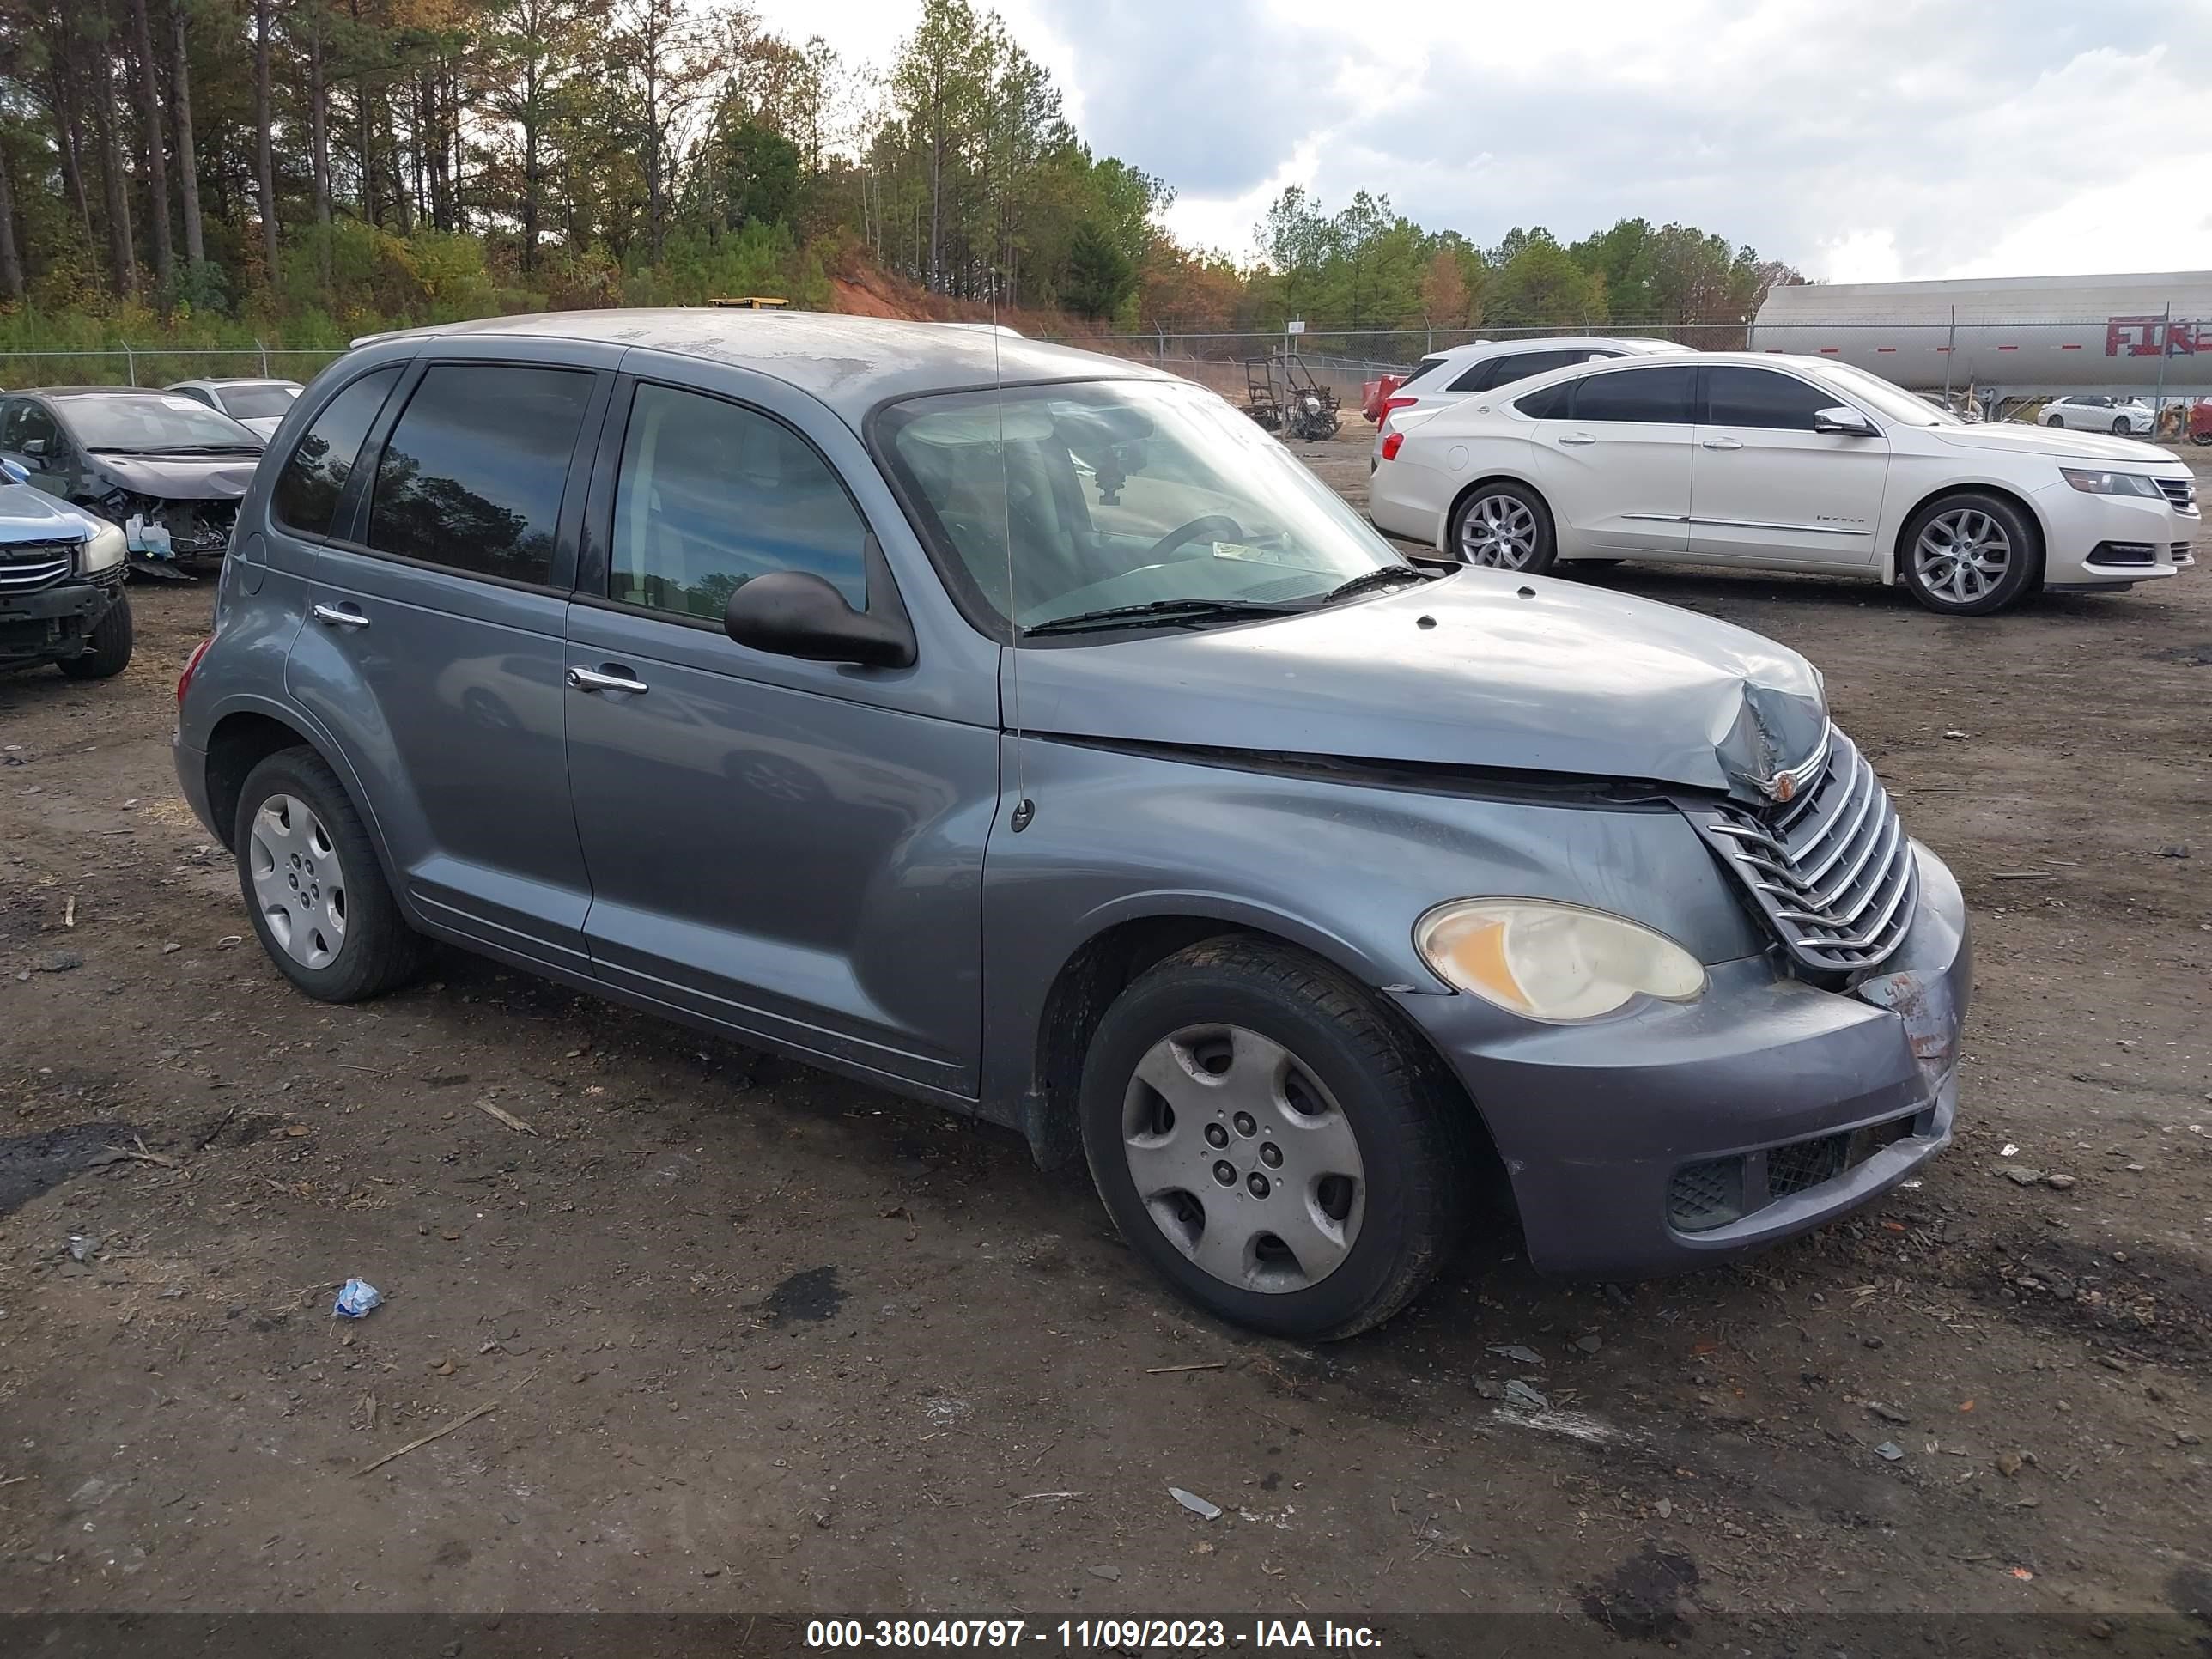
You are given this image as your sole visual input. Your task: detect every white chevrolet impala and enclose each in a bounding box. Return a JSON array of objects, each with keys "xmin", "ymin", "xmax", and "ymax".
[{"xmin": 1368, "ymin": 351, "xmax": 2197, "ymax": 616}]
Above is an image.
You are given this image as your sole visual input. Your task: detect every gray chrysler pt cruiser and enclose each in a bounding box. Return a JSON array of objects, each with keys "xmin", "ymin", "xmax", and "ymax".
[{"xmin": 173, "ymin": 311, "xmax": 1968, "ymax": 1340}]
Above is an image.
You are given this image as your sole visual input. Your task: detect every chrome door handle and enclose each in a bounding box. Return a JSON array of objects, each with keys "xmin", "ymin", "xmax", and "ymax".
[
  {"xmin": 567, "ymin": 665, "xmax": 649, "ymax": 695},
  {"xmin": 1701, "ymin": 436, "xmax": 1744, "ymax": 450},
  {"xmin": 312, "ymin": 603, "xmax": 368, "ymax": 629},
  {"xmin": 1557, "ymin": 433, "xmax": 1597, "ymax": 447}
]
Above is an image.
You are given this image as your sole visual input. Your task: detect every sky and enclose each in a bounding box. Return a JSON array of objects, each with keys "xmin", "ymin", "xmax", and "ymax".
[{"xmin": 745, "ymin": 0, "xmax": 2212, "ymax": 283}]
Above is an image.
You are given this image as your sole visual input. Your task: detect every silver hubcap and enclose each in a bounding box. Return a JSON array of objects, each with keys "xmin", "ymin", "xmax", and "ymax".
[
  {"xmin": 1913, "ymin": 507, "xmax": 2011, "ymax": 606},
  {"xmin": 1458, "ymin": 494, "xmax": 1540, "ymax": 568},
  {"xmin": 1121, "ymin": 1024, "xmax": 1365, "ymax": 1294},
  {"xmin": 247, "ymin": 793, "xmax": 347, "ymax": 969}
]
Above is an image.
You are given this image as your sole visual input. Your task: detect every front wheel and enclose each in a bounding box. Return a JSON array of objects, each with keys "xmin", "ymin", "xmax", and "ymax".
[
  {"xmin": 1449, "ymin": 482, "xmax": 1555, "ymax": 574},
  {"xmin": 56, "ymin": 594, "xmax": 132, "ymax": 679},
  {"xmin": 1079, "ymin": 939, "xmax": 1474, "ymax": 1340},
  {"xmin": 1899, "ymin": 493, "xmax": 2040, "ymax": 616},
  {"xmin": 2192, "ymin": 433, "xmax": 2212, "ymax": 447},
  {"xmin": 234, "ymin": 748, "xmax": 429, "ymax": 1002},
  {"xmin": 2043, "ymin": 414, "xmax": 2064, "ymax": 428},
  {"xmin": 2111, "ymin": 416, "xmax": 2132, "ymax": 435}
]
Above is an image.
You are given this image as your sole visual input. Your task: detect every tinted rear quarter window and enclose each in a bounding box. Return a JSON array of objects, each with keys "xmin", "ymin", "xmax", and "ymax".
[
  {"xmin": 1701, "ymin": 366, "xmax": 1838, "ymax": 431},
  {"xmin": 1396, "ymin": 356, "xmax": 1449, "ymax": 388},
  {"xmin": 271, "ymin": 367, "xmax": 402, "ymax": 535},
  {"xmin": 1513, "ymin": 380, "xmax": 1576, "ymax": 420},
  {"xmin": 367, "ymin": 365, "xmax": 593, "ymax": 584},
  {"xmin": 1446, "ymin": 359, "xmax": 1498, "ymax": 393},
  {"xmin": 1568, "ymin": 364, "xmax": 1696, "ymax": 423}
]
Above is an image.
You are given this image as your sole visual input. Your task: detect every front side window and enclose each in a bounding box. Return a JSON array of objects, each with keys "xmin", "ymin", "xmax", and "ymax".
[
  {"xmin": 1, "ymin": 400, "xmax": 58, "ymax": 452},
  {"xmin": 1701, "ymin": 367, "xmax": 1836, "ymax": 431},
  {"xmin": 1814, "ymin": 362, "xmax": 1949, "ymax": 427},
  {"xmin": 51, "ymin": 393, "xmax": 261, "ymax": 453},
  {"xmin": 1565, "ymin": 364, "xmax": 1697, "ymax": 424},
  {"xmin": 366, "ymin": 365, "xmax": 592, "ymax": 584},
  {"xmin": 611, "ymin": 383, "xmax": 869, "ymax": 617},
  {"xmin": 879, "ymin": 379, "xmax": 1404, "ymax": 632},
  {"xmin": 272, "ymin": 367, "xmax": 402, "ymax": 536}
]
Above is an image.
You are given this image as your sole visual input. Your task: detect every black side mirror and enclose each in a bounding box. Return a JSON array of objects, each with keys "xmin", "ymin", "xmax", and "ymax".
[
  {"xmin": 1812, "ymin": 406, "xmax": 1878, "ymax": 438},
  {"xmin": 725, "ymin": 569, "xmax": 915, "ymax": 668}
]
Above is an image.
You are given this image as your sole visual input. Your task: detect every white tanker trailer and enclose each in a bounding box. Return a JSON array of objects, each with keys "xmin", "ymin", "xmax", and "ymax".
[{"xmin": 1747, "ymin": 271, "xmax": 2212, "ymax": 398}]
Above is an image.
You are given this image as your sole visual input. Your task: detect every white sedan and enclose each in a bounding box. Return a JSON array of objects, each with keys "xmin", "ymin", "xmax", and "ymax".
[
  {"xmin": 2037, "ymin": 395, "xmax": 2154, "ymax": 436},
  {"xmin": 1369, "ymin": 351, "xmax": 2197, "ymax": 616}
]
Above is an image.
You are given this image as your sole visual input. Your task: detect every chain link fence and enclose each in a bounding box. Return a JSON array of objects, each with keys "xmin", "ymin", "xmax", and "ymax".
[{"xmin": 0, "ymin": 346, "xmax": 348, "ymax": 392}]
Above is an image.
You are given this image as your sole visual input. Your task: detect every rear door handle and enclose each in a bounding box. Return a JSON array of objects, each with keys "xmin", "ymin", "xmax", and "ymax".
[
  {"xmin": 1557, "ymin": 432, "xmax": 1597, "ymax": 447},
  {"xmin": 311, "ymin": 603, "xmax": 368, "ymax": 629},
  {"xmin": 567, "ymin": 665, "xmax": 649, "ymax": 695},
  {"xmin": 1701, "ymin": 436, "xmax": 1744, "ymax": 450}
]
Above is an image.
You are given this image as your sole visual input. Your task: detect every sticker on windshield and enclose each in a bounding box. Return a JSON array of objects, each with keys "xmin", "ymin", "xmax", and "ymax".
[
  {"xmin": 161, "ymin": 397, "xmax": 204, "ymax": 410},
  {"xmin": 1209, "ymin": 540, "xmax": 1304, "ymax": 566}
]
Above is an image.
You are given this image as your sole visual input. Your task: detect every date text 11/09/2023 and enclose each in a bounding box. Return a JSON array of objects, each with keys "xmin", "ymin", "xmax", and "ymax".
[{"xmin": 805, "ymin": 1620, "xmax": 1382, "ymax": 1650}]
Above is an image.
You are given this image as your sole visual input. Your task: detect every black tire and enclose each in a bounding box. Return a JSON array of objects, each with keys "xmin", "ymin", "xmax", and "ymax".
[
  {"xmin": 2043, "ymin": 414, "xmax": 2063, "ymax": 428},
  {"xmin": 55, "ymin": 593, "xmax": 132, "ymax": 679},
  {"xmin": 2111, "ymin": 416, "xmax": 2131, "ymax": 436},
  {"xmin": 2192, "ymin": 433, "xmax": 2211, "ymax": 447},
  {"xmin": 1079, "ymin": 938, "xmax": 1475, "ymax": 1341},
  {"xmin": 234, "ymin": 747, "xmax": 428, "ymax": 1002},
  {"xmin": 1448, "ymin": 480, "xmax": 1556, "ymax": 574},
  {"xmin": 1898, "ymin": 491, "xmax": 2042, "ymax": 617}
]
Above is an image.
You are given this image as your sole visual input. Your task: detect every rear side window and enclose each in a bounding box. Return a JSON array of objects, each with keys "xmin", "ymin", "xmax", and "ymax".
[
  {"xmin": 1701, "ymin": 367, "xmax": 1836, "ymax": 431},
  {"xmin": 271, "ymin": 368, "xmax": 401, "ymax": 536},
  {"xmin": 610, "ymin": 382, "xmax": 869, "ymax": 617},
  {"xmin": 1513, "ymin": 380, "xmax": 1576, "ymax": 420},
  {"xmin": 1445, "ymin": 358, "xmax": 1499, "ymax": 393},
  {"xmin": 1396, "ymin": 356, "xmax": 1449, "ymax": 388},
  {"xmin": 366, "ymin": 365, "xmax": 593, "ymax": 584},
  {"xmin": 1567, "ymin": 364, "xmax": 1696, "ymax": 424}
]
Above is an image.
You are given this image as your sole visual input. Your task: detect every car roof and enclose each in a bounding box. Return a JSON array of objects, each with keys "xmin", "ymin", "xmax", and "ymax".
[
  {"xmin": 1428, "ymin": 335, "xmax": 1688, "ymax": 365},
  {"xmin": 349, "ymin": 310, "xmax": 1172, "ymax": 419},
  {"xmin": 168, "ymin": 378, "xmax": 299, "ymax": 391},
  {"xmin": 17, "ymin": 386, "xmax": 155, "ymax": 399}
]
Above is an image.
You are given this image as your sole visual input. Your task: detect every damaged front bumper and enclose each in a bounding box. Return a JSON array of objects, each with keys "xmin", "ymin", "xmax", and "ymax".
[
  {"xmin": 1392, "ymin": 840, "xmax": 1970, "ymax": 1279},
  {"xmin": 100, "ymin": 493, "xmax": 240, "ymax": 568},
  {"xmin": 0, "ymin": 572, "xmax": 125, "ymax": 671}
]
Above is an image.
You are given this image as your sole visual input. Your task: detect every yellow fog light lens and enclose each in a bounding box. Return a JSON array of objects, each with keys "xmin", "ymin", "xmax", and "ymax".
[{"xmin": 1415, "ymin": 899, "xmax": 1706, "ymax": 1021}]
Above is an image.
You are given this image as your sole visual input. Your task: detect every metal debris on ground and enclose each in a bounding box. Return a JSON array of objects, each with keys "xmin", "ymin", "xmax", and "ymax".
[
  {"xmin": 1504, "ymin": 1379, "xmax": 1550, "ymax": 1412},
  {"xmin": 1169, "ymin": 1486, "xmax": 1222, "ymax": 1520},
  {"xmin": 2000, "ymin": 1143, "xmax": 2019, "ymax": 1157},
  {"xmin": 1488, "ymin": 1344, "xmax": 1544, "ymax": 1366},
  {"xmin": 66, "ymin": 1233, "xmax": 100, "ymax": 1262},
  {"xmin": 333, "ymin": 1279, "xmax": 383, "ymax": 1319},
  {"xmin": 1875, "ymin": 1442, "xmax": 1905, "ymax": 1462}
]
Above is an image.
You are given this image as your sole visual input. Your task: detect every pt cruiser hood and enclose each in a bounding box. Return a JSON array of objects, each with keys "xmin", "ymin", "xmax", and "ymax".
[
  {"xmin": 1012, "ymin": 568, "xmax": 1829, "ymax": 801},
  {"xmin": 88, "ymin": 453, "xmax": 258, "ymax": 501}
]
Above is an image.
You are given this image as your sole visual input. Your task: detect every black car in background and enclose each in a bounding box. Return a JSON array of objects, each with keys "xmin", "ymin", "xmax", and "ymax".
[{"xmin": 0, "ymin": 386, "xmax": 264, "ymax": 574}]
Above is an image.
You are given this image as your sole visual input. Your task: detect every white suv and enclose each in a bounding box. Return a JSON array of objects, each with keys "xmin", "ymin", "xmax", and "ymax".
[
  {"xmin": 2038, "ymin": 395, "xmax": 2154, "ymax": 436},
  {"xmin": 1370, "ymin": 351, "xmax": 2197, "ymax": 616},
  {"xmin": 1373, "ymin": 337, "xmax": 1689, "ymax": 467}
]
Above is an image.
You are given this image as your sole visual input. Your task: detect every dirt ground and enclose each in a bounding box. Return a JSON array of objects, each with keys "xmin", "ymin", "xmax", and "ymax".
[{"xmin": 2, "ymin": 430, "xmax": 2209, "ymax": 1638}]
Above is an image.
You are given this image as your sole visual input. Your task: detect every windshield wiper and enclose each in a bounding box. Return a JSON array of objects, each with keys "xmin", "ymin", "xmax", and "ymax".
[
  {"xmin": 135, "ymin": 444, "xmax": 261, "ymax": 455},
  {"xmin": 1022, "ymin": 597, "xmax": 1311, "ymax": 638},
  {"xmin": 1319, "ymin": 565, "xmax": 1431, "ymax": 605}
]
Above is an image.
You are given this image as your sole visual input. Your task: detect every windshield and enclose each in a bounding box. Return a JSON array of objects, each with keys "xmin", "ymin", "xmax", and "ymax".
[
  {"xmin": 1815, "ymin": 362, "xmax": 1955, "ymax": 428},
  {"xmin": 879, "ymin": 379, "xmax": 1405, "ymax": 632},
  {"xmin": 57, "ymin": 394, "xmax": 264, "ymax": 452},
  {"xmin": 216, "ymin": 384, "xmax": 300, "ymax": 420}
]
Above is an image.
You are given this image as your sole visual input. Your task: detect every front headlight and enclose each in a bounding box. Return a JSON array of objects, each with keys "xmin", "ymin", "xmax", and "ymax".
[
  {"xmin": 2060, "ymin": 467, "xmax": 2163, "ymax": 498},
  {"xmin": 81, "ymin": 522, "xmax": 127, "ymax": 574},
  {"xmin": 1415, "ymin": 898, "xmax": 1706, "ymax": 1021}
]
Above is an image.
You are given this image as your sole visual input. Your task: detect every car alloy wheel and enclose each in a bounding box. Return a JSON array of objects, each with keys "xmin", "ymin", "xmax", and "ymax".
[
  {"xmin": 247, "ymin": 793, "xmax": 349, "ymax": 969},
  {"xmin": 2111, "ymin": 417, "xmax": 2131, "ymax": 435},
  {"xmin": 1457, "ymin": 492, "xmax": 1541, "ymax": 568},
  {"xmin": 1121, "ymin": 1023, "xmax": 1365, "ymax": 1293},
  {"xmin": 1911, "ymin": 506, "xmax": 2012, "ymax": 608}
]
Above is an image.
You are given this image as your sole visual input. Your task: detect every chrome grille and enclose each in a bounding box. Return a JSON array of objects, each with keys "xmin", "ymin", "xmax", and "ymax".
[
  {"xmin": 1680, "ymin": 728, "xmax": 1918, "ymax": 975},
  {"xmin": 0, "ymin": 538, "xmax": 77, "ymax": 592},
  {"xmin": 2155, "ymin": 476, "xmax": 2197, "ymax": 513}
]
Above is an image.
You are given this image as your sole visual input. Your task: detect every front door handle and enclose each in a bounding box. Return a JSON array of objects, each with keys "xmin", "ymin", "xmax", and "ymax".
[
  {"xmin": 1556, "ymin": 432, "xmax": 1597, "ymax": 447},
  {"xmin": 311, "ymin": 603, "xmax": 368, "ymax": 629},
  {"xmin": 567, "ymin": 665, "xmax": 649, "ymax": 695},
  {"xmin": 1701, "ymin": 436, "xmax": 1744, "ymax": 450}
]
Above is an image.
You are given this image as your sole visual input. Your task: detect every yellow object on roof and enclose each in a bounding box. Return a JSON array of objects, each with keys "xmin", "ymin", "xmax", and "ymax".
[{"xmin": 708, "ymin": 296, "xmax": 790, "ymax": 309}]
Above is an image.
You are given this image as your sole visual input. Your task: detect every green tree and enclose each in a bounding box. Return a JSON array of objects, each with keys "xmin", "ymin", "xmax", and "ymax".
[{"xmin": 1061, "ymin": 219, "xmax": 1132, "ymax": 319}]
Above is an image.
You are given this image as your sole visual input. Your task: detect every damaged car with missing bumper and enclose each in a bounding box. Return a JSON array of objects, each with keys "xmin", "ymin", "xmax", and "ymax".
[
  {"xmin": 0, "ymin": 386, "xmax": 263, "ymax": 574},
  {"xmin": 173, "ymin": 313, "xmax": 1968, "ymax": 1340},
  {"xmin": 0, "ymin": 457, "xmax": 133, "ymax": 678}
]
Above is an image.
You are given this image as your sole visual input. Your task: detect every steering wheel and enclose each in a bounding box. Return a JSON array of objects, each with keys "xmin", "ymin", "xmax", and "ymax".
[{"xmin": 1145, "ymin": 514, "xmax": 1245, "ymax": 561}]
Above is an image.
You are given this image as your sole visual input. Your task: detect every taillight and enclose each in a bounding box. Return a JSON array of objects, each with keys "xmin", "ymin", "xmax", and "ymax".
[
  {"xmin": 178, "ymin": 637, "xmax": 212, "ymax": 708},
  {"xmin": 1381, "ymin": 396, "xmax": 1419, "ymax": 413},
  {"xmin": 1381, "ymin": 433, "xmax": 1405, "ymax": 461}
]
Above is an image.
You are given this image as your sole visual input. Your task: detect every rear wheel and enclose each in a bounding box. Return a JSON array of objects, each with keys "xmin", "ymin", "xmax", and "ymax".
[
  {"xmin": 1079, "ymin": 939, "xmax": 1474, "ymax": 1340},
  {"xmin": 2111, "ymin": 416, "xmax": 2131, "ymax": 435},
  {"xmin": 234, "ymin": 748, "xmax": 428, "ymax": 1002},
  {"xmin": 1899, "ymin": 493, "xmax": 2040, "ymax": 616},
  {"xmin": 2043, "ymin": 413, "xmax": 2064, "ymax": 428},
  {"xmin": 55, "ymin": 594, "xmax": 132, "ymax": 679},
  {"xmin": 1450, "ymin": 482, "xmax": 1555, "ymax": 574}
]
